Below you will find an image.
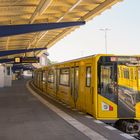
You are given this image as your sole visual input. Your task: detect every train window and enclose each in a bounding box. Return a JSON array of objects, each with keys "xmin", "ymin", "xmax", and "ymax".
[
  {"xmin": 124, "ymin": 71, "xmax": 126, "ymax": 78},
  {"xmin": 99, "ymin": 65, "xmax": 117, "ymax": 103},
  {"xmin": 134, "ymin": 70, "xmax": 136, "ymax": 80},
  {"xmin": 71, "ymin": 67, "xmax": 79, "ymax": 101},
  {"xmin": 86, "ymin": 67, "xmax": 91, "ymax": 87},
  {"xmin": 42, "ymin": 71, "xmax": 47, "ymax": 82},
  {"xmin": 48, "ymin": 70, "xmax": 54, "ymax": 83},
  {"xmin": 130, "ymin": 69, "xmax": 133, "ymax": 80},
  {"xmin": 124, "ymin": 68, "xmax": 129, "ymax": 79},
  {"xmin": 59, "ymin": 68, "xmax": 70, "ymax": 86}
]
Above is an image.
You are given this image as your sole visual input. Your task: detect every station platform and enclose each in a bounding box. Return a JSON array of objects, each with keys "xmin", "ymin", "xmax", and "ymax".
[{"xmin": 0, "ymin": 79, "xmax": 136, "ymax": 140}]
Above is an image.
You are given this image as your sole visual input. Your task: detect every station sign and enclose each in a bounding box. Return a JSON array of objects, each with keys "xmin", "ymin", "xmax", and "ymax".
[{"xmin": 14, "ymin": 57, "xmax": 39, "ymax": 63}]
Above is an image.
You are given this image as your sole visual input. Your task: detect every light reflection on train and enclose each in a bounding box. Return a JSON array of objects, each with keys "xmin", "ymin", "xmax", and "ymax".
[{"xmin": 118, "ymin": 65, "xmax": 140, "ymax": 118}]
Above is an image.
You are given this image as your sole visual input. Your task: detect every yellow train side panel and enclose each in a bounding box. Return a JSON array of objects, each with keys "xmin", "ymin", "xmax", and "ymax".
[
  {"xmin": 135, "ymin": 102, "xmax": 140, "ymax": 118},
  {"xmin": 97, "ymin": 95, "xmax": 117, "ymax": 119}
]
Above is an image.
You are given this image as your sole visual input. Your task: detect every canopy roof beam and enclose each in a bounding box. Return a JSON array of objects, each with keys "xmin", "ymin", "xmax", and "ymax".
[{"xmin": 29, "ymin": 0, "xmax": 53, "ymax": 24}]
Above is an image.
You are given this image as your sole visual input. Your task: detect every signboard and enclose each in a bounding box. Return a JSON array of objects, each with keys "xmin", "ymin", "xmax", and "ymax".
[
  {"xmin": 14, "ymin": 57, "xmax": 39, "ymax": 63},
  {"xmin": 110, "ymin": 56, "xmax": 140, "ymax": 63}
]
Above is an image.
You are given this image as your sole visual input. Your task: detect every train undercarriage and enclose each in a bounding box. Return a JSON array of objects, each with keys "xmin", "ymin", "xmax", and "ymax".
[{"xmin": 115, "ymin": 119, "xmax": 140, "ymax": 134}]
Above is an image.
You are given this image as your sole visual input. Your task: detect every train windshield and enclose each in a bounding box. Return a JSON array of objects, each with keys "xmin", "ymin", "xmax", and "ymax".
[
  {"xmin": 99, "ymin": 65, "xmax": 117, "ymax": 103},
  {"xmin": 98, "ymin": 56, "xmax": 140, "ymax": 118}
]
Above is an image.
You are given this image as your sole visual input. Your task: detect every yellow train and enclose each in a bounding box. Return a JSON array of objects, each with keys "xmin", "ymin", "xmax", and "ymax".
[{"xmin": 33, "ymin": 54, "xmax": 140, "ymax": 133}]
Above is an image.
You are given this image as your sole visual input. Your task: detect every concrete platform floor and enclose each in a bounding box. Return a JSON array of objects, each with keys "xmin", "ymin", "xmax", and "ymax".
[{"xmin": 0, "ymin": 79, "xmax": 91, "ymax": 140}]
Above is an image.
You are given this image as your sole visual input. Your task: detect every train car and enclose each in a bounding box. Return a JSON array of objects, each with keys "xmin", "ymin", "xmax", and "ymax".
[{"xmin": 33, "ymin": 54, "xmax": 140, "ymax": 133}]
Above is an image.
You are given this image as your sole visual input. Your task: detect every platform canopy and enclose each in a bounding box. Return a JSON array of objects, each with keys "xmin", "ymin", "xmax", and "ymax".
[{"xmin": 0, "ymin": 0, "xmax": 122, "ymax": 57}]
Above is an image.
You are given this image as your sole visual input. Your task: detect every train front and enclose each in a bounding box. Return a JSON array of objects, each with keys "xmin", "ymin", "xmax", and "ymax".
[{"xmin": 97, "ymin": 55, "xmax": 140, "ymax": 133}]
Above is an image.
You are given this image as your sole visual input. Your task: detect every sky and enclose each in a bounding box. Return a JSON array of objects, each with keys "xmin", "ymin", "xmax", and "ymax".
[{"xmin": 47, "ymin": 0, "xmax": 140, "ymax": 62}]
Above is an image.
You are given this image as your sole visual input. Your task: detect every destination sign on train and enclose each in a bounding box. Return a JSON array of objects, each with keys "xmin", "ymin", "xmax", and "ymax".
[
  {"xmin": 14, "ymin": 57, "xmax": 39, "ymax": 63},
  {"xmin": 110, "ymin": 56, "xmax": 140, "ymax": 63}
]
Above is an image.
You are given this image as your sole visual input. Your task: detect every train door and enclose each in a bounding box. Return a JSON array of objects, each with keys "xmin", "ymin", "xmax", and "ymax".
[
  {"xmin": 40, "ymin": 72, "xmax": 43, "ymax": 91},
  {"xmin": 42, "ymin": 70, "xmax": 47, "ymax": 92},
  {"xmin": 45, "ymin": 71, "xmax": 48, "ymax": 92},
  {"xmin": 85, "ymin": 63, "xmax": 93, "ymax": 114},
  {"xmin": 98, "ymin": 63, "xmax": 118, "ymax": 118},
  {"xmin": 38, "ymin": 72, "xmax": 40, "ymax": 88},
  {"xmin": 71, "ymin": 67, "xmax": 79, "ymax": 107},
  {"xmin": 53, "ymin": 69, "xmax": 57, "ymax": 95},
  {"xmin": 54, "ymin": 69, "xmax": 59, "ymax": 96}
]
